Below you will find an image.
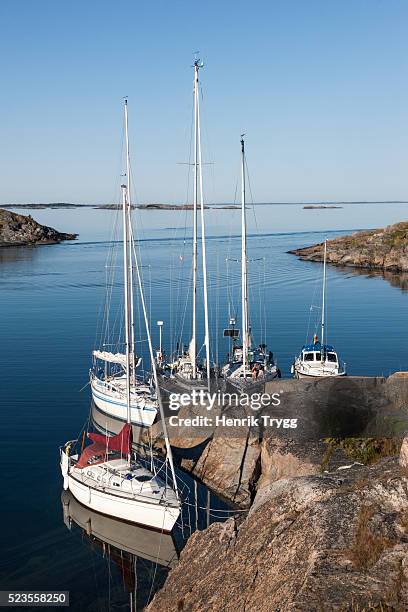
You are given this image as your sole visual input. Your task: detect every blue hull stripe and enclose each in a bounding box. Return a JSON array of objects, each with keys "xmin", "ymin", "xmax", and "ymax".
[{"xmin": 92, "ymin": 388, "xmax": 157, "ymax": 412}]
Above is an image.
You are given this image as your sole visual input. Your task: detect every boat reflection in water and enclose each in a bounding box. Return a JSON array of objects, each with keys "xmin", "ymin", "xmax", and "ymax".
[
  {"xmin": 62, "ymin": 490, "xmax": 179, "ymax": 609},
  {"xmin": 91, "ymin": 399, "xmax": 148, "ymax": 446}
]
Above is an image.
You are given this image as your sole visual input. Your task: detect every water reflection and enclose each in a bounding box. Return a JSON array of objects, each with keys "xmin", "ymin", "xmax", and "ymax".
[
  {"xmin": 63, "ymin": 403, "xmax": 232, "ymax": 607},
  {"xmin": 334, "ymin": 265, "xmax": 408, "ymax": 292},
  {"xmin": 61, "ymin": 490, "xmax": 178, "ymax": 609}
]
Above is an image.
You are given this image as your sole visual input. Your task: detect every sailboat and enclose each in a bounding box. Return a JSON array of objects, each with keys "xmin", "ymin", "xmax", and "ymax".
[
  {"xmin": 160, "ymin": 59, "xmax": 211, "ymax": 390},
  {"xmin": 292, "ymin": 239, "xmax": 346, "ymax": 378},
  {"xmin": 61, "ymin": 165, "xmax": 181, "ymax": 532},
  {"xmin": 90, "ymin": 99, "xmax": 158, "ymax": 428},
  {"xmin": 221, "ymin": 136, "xmax": 280, "ymax": 387}
]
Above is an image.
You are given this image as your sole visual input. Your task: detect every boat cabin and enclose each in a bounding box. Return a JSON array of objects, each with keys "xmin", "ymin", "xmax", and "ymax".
[{"xmin": 300, "ymin": 343, "xmax": 338, "ymax": 364}]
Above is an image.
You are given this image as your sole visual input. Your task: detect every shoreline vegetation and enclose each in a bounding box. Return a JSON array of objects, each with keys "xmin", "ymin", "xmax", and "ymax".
[
  {"xmin": 0, "ymin": 208, "xmax": 77, "ymax": 247},
  {"xmin": 289, "ymin": 220, "xmax": 408, "ymax": 273}
]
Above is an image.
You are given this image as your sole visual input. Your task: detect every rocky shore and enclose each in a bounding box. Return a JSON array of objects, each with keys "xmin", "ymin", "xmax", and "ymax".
[
  {"xmin": 148, "ymin": 452, "xmax": 408, "ymax": 611},
  {"xmin": 145, "ymin": 375, "xmax": 408, "ymax": 610},
  {"xmin": 289, "ymin": 220, "xmax": 408, "ymax": 272},
  {"xmin": 0, "ymin": 208, "xmax": 77, "ymax": 247}
]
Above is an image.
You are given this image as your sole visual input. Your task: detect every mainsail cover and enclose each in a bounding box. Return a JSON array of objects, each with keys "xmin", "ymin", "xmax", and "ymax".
[
  {"xmin": 76, "ymin": 423, "xmax": 133, "ymax": 469},
  {"xmin": 93, "ymin": 350, "xmax": 127, "ymax": 366},
  {"xmin": 93, "ymin": 350, "xmax": 142, "ymax": 368}
]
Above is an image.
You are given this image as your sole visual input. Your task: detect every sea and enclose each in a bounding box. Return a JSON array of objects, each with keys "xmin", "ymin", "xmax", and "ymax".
[{"xmin": 1, "ymin": 201, "xmax": 407, "ymax": 609}]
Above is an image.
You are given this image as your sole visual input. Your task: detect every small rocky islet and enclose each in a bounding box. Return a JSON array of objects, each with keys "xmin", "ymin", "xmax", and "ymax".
[
  {"xmin": 289, "ymin": 220, "xmax": 408, "ymax": 272},
  {"xmin": 0, "ymin": 208, "xmax": 77, "ymax": 247}
]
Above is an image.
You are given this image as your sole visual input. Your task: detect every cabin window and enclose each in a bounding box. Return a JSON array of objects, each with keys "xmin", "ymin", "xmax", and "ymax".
[
  {"xmin": 327, "ymin": 353, "xmax": 337, "ymax": 363},
  {"xmin": 304, "ymin": 353, "xmax": 314, "ymax": 361},
  {"xmin": 315, "ymin": 353, "xmax": 321, "ymax": 361}
]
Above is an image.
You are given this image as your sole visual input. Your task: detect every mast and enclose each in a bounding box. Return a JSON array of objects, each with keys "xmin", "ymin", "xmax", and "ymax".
[
  {"xmin": 129, "ymin": 223, "xmax": 179, "ymax": 498},
  {"xmin": 124, "ymin": 98, "xmax": 136, "ymax": 391},
  {"xmin": 196, "ymin": 61, "xmax": 211, "ymax": 389},
  {"xmin": 121, "ymin": 184, "xmax": 132, "ymax": 434},
  {"xmin": 321, "ymin": 239, "xmax": 327, "ymax": 350},
  {"xmin": 190, "ymin": 60, "xmax": 200, "ymax": 378},
  {"xmin": 241, "ymin": 135, "xmax": 249, "ymax": 377}
]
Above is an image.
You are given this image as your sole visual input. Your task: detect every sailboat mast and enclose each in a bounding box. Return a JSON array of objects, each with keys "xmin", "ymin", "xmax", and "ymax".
[
  {"xmin": 128, "ymin": 223, "xmax": 179, "ymax": 498},
  {"xmin": 124, "ymin": 99, "xmax": 136, "ymax": 391},
  {"xmin": 321, "ymin": 239, "xmax": 327, "ymax": 349},
  {"xmin": 191, "ymin": 60, "xmax": 200, "ymax": 379},
  {"xmin": 241, "ymin": 135, "xmax": 249, "ymax": 377},
  {"xmin": 196, "ymin": 62, "xmax": 211, "ymax": 388},
  {"xmin": 121, "ymin": 184, "xmax": 132, "ymax": 427}
]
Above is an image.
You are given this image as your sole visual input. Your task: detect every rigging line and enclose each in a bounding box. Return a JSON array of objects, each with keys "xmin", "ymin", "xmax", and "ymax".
[
  {"xmin": 177, "ymin": 264, "xmax": 193, "ymax": 356},
  {"xmin": 258, "ymin": 256, "xmax": 263, "ymax": 347},
  {"xmin": 263, "ymin": 257, "xmax": 267, "ymax": 347},
  {"xmin": 174, "ymin": 230, "xmax": 188, "ymax": 353},
  {"xmin": 146, "ymin": 517, "xmax": 166, "ymax": 605},
  {"xmin": 225, "ymin": 183, "xmax": 239, "ymax": 331},
  {"xmin": 105, "ymin": 214, "xmax": 121, "ymax": 350},
  {"xmin": 170, "ymin": 99, "xmax": 195, "ymax": 356},
  {"xmin": 305, "ymin": 261, "xmax": 322, "ymax": 344},
  {"xmin": 245, "ymin": 156, "xmax": 261, "ymax": 235},
  {"xmin": 97, "ymin": 200, "xmax": 120, "ymax": 350},
  {"xmin": 101, "ymin": 205, "xmax": 121, "ymax": 350},
  {"xmin": 174, "ymin": 92, "xmax": 195, "ymax": 339},
  {"xmin": 215, "ymin": 248, "xmax": 220, "ymax": 367}
]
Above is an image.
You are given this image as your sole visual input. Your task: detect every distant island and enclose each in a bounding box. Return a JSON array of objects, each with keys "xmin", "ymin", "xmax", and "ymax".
[
  {"xmin": 1, "ymin": 203, "xmax": 87, "ymax": 210},
  {"xmin": 3, "ymin": 200, "xmax": 406, "ymax": 210},
  {"xmin": 0, "ymin": 208, "xmax": 77, "ymax": 247},
  {"xmin": 288, "ymin": 220, "xmax": 408, "ymax": 272},
  {"xmin": 96, "ymin": 203, "xmax": 211, "ymax": 210},
  {"xmin": 1, "ymin": 202, "xmax": 240, "ymax": 211},
  {"xmin": 96, "ymin": 203, "xmax": 241, "ymax": 210},
  {"xmin": 303, "ymin": 205, "xmax": 343, "ymax": 209}
]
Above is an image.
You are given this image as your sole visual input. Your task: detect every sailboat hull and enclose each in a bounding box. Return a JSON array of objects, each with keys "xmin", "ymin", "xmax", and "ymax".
[
  {"xmin": 294, "ymin": 369, "xmax": 347, "ymax": 379},
  {"xmin": 91, "ymin": 378, "xmax": 157, "ymax": 427},
  {"xmin": 63, "ymin": 472, "xmax": 180, "ymax": 533}
]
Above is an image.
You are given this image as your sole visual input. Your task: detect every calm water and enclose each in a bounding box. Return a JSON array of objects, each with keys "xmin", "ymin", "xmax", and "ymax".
[{"xmin": 1, "ymin": 202, "xmax": 408, "ymax": 609}]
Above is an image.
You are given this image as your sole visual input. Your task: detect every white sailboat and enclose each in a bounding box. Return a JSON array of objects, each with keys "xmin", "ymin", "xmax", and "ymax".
[
  {"xmin": 161, "ymin": 59, "xmax": 211, "ymax": 390},
  {"xmin": 292, "ymin": 239, "xmax": 346, "ymax": 379},
  {"xmin": 221, "ymin": 136, "xmax": 280, "ymax": 387},
  {"xmin": 90, "ymin": 99, "xmax": 158, "ymax": 427},
  {"xmin": 61, "ymin": 176, "xmax": 181, "ymax": 532}
]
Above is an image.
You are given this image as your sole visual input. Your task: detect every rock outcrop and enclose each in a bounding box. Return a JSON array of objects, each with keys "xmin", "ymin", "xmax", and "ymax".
[
  {"xmin": 152, "ymin": 376, "xmax": 408, "ymax": 507},
  {"xmin": 148, "ymin": 458, "xmax": 408, "ymax": 611},
  {"xmin": 400, "ymin": 436, "xmax": 408, "ymax": 468},
  {"xmin": 0, "ymin": 208, "xmax": 76, "ymax": 246},
  {"xmin": 288, "ymin": 220, "xmax": 408, "ymax": 272}
]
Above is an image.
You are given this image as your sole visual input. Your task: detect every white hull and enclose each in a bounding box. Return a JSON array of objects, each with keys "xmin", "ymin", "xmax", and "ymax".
[
  {"xmin": 61, "ymin": 453, "xmax": 180, "ymax": 533},
  {"xmin": 66, "ymin": 475, "xmax": 179, "ymax": 532},
  {"xmin": 294, "ymin": 367, "xmax": 346, "ymax": 379},
  {"xmin": 91, "ymin": 378, "xmax": 157, "ymax": 427}
]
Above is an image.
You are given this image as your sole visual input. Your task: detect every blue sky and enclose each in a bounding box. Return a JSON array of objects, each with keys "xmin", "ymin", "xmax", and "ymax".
[{"xmin": 0, "ymin": 0, "xmax": 407, "ymax": 204}]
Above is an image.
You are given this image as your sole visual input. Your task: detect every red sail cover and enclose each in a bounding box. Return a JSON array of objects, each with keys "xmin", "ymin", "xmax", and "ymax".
[{"xmin": 76, "ymin": 423, "xmax": 133, "ymax": 469}]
